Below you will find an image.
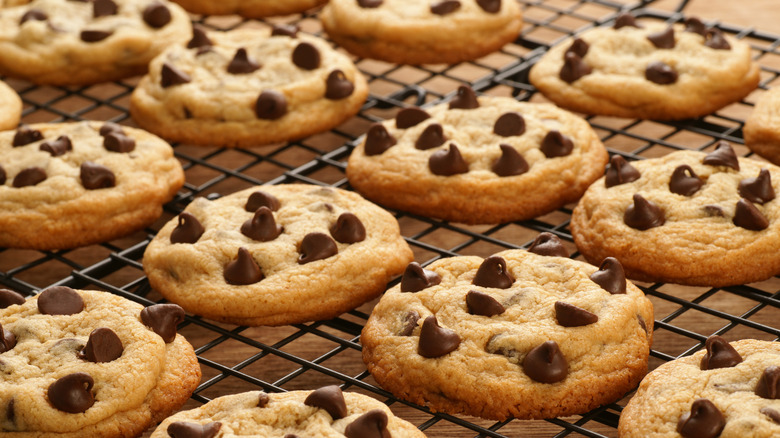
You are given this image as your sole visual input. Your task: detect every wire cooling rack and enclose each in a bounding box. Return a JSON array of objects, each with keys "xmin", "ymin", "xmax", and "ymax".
[{"xmin": 2, "ymin": 0, "xmax": 779, "ymax": 436}]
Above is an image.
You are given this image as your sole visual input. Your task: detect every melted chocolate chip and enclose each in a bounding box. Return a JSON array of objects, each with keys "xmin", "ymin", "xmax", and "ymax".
[
  {"xmin": 555, "ymin": 301, "xmax": 598, "ymax": 327},
  {"xmin": 396, "ymin": 107, "xmax": 430, "ymax": 129},
  {"xmin": 466, "ymin": 290, "xmax": 505, "ymax": 316},
  {"xmin": 325, "ymin": 70, "xmax": 354, "ymax": 99},
  {"xmin": 566, "ymin": 38, "xmax": 589, "ymax": 58},
  {"xmin": 161, "ymin": 62, "xmax": 191, "ymax": 88},
  {"xmin": 0, "ymin": 323, "xmax": 16, "ymax": 353},
  {"xmin": 703, "ymin": 141, "xmax": 740, "ymax": 170},
  {"xmin": 528, "ymin": 232, "xmax": 568, "ymax": 257},
  {"xmin": 171, "ymin": 212, "xmax": 204, "ymax": 244},
  {"xmin": 344, "ymin": 409, "xmax": 391, "ymax": 438},
  {"xmin": 271, "ymin": 23, "xmax": 300, "ymax": 37},
  {"xmin": 669, "ymin": 165, "xmax": 703, "ymax": 196},
  {"xmin": 700, "ymin": 335, "xmax": 742, "ymax": 370},
  {"xmin": 241, "ymin": 207, "xmax": 282, "ymax": 242},
  {"xmin": 167, "ymin": 422, "xmax": 222, "ymax": 438},
  {"xmin": 364, "ymin": 123, "xmax": 397, "ymax": 156},
  {"xmin": 245, "ymin": 190, "xmax": 281, "ymax": 212},
  {"xmin": 12, "ymin": 125, "xmax": 43, "ymax": 147},
  {"xmin": 614, "ymin": 13, "xmax": 641, "ymax": 29},
  {"xmin": 13, "ymin": 167, "xmax": 47, "ymax": 188},
  {"xmin": 473, "ymin": 255, "xmax": 514, "ymax": 289},
  {"xmin": 429, "ymin": 143, "xmax": 469, "ymax": 176},
  {"xmin": 81, "ymin": 30, "xmax": 113, "ymax": 42},
  {"xmin": 5, "ymin": 398, "xmax": 14, "ymax": 425},
  {"xmin": 761, "ymin": 407, "xmax": 780, "ymax": 424},
  {"xmin": 298, "ymin": 233, "xmax": 338, "ymax": 264},
  {"xmin": 103, "ymin": 132, "xmax": 136, "ymax": 152},
  {"xmin": 93, "ymin": 0, "xmax": 117, "ymax": 17},
  {"xmin": 0, "ymin": 165, "xmax": 4, "ymax": 185},
  {"xmin": 257, "ymin": 392, "xmax": 270, "ymax": 408},
  {"xmin": 415, "ymin": 123, "xmax": 446, "ymax": 150},
  {"xmin": 292, "ymin": 42, "xmax": 321, "ymax": 70},
  {"xmin": 40, "ymin": 135, "xmax": 72, "ymax": 156},
  {"xmin": 704, "ymin": 205, "xmax": 725, "ymax": 217},
  {"xmin": 494, "ymin": 112, "xmax": 525, "ymax": 137},
  {"xmin": 48, "ymin": 373, "xmax": 94, "ymax": 413},
  {"xmin": 304, "ymin": 386, "xmax": 347, "ymax": 420},
  {"xmin": 228, "ymin": 48, "xmax": 260, "ymax": 74},
  {"xmin": 645, "ymin": 61, "xmax": 678, "ymax": 85},
  {"xmin": 738, "ymin": 169, "xmax": 775, "ymax": 204},
  {"xmin": 755, "ymin": 365, "xmax": 780, "ymax": 399},
  {"xmin": 79, "ymin": 327, "xmax": 123, "ymax": 363},
  {"xmin": 330, "ymin": 212, "xmax": 366, "ymax": 243},
  {"xmin": 733, "ymin": 198, "xmax": 769, "ymax": 231},
  {"xmin": 677, "ymin": 399, "xmax": 725, "ymax": 438},
  {"xmin": 140, "ymin": 303, "xmax": 185, "ymax": 343},
  {"xmin": 647, "ymin": 27, "xmax": 675, "ymax": 48},
  {"xmin": 684, "ymin": 17, "xmax": 707, "ymax": 36},
  {"xmin": 358, "ymin": 0, "xmax": 383, "ymax": 6},
  {"xmin": 224, "ymin": 247, "xmax": 264, "ymax": 285},
  {"xmin": 142, "ymin": 2, "xmax": 171, "ymax": 28},
  {"xmin": 541, "ymin": 131, "xmax": 574, "ymax": 158},
  {"xmin": 37, "ymin": 286, "xmax": 84, "ymax": 315},
  {"xmin": 560, "ymin": 51, "xmax": 592, "ymax": 83},
  {"xmin": 255, "ymin": 90, "xmax": 288, "ymax": 119},
  {"xmin": 398, "ymin": 310, "xmax": 420, "ymax": 336},
  {"xmin": 605, "ymin": 155, "xmax": 641, "ymax": 187},
  {"xmin": 418, "ymin": 315, "xmax": 460, "ymax": 358},
  {"xmin": 400, "ymin": 262, "xmax": 441, "ymax": 292},
  {"xmin": 476, "ymin": 0, "xmax": 500, "ymax": 13},
  {"xmin": 522, "ymin": 341, "xmax": 568, "ymax": 383},
  {"xmin": 492, "ymin": 143, "xmax": 528, "ymax": 177},
  {"xmin": 188, "ymin": 25, "xmax": 213, "ymax": 49},
  {"xmin": 0, "ymin": 289, "xmax": 25, "ymax": 309},
  {"xmin": 624, "ymin": 193, "xmax": 665, "ymax": 230},
  {"xmin": 80, "ymin": 162, "xmax": 116, "ymax": 190},
  {"xmin": 20, "ymin": 9, "xmax": 47, "ymax": 24},
  {"xmin": 431, "ymin": 0, "xmax": 460, "ymax": 15},
  {"xmin": 638, "ymin": 314, "xmax": 649, "ymax": 334},
  {"xmin": 590, "ymin": 257, "xmax": 627, "ymax": 294},
  {"xmin": 705, "ymin": 28, "xmax": 730, "ymax": 50},
  {"xmin": 449, "ymin": 85, "xmax": 479, "ymax": 110}
]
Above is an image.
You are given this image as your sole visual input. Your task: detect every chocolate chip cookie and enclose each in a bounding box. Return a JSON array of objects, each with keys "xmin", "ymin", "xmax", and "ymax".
[
  {"xmin": 529, "ymin": 14, "xmax": 760, "ymax": 120},
  {"xmin": 0, "ymin": 81, "xmax": 21, "ymax": 132},
  {"xmin": 0, "ymin": 0, "xmax": 191, "ymax": 85},
  {"xmin": 0, "ymin": 286, "xmax": 201, "ymax": 437},
  {"xmin": 150, "ymin": 386, "xmax": 426, "ymax": 437},
  {"xmin": 619, "ymin": 336, "xmax": 780, "ymax": 438},
  {"xmin": 143, "ymin": 184, "xmax": 413, "ymax": 326},
  {"xmin": 571, "ymin": 145, "xmax": 780, "ymax": 287},
  {"xmin": 745, "ymin": 86, "xmax": 780, "ymax": 166},
  {"xmin": 346, "ymin": 88, "xmax": 609, "ymax": 224},
  {"xmin": 361, "ymin": 242, "xmax": 654, "ymax": 420},
  {"xmin": 0, "ymin": 121, "xmax": 184, "ymax": 250},
  {"xmin": 130, "ymin": 26, "xmax": 368, "ymax": 148},
  {"xmin": 168, "ymin": 0, "xmax": 325, "ymax": 18},
  {"xmin": 320, "ymin": 0, "xmax": 523, "ymax": 65}
]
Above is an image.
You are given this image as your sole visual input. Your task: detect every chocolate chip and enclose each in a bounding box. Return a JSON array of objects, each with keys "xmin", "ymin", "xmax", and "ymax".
[
  {"xmin": 541, "ymin": 131, "xmax": 574, "ymax": 158},
  {"xmin": 492, "ymin": 143, "xmax": 528, "ymax": 177},
  {"xmin": 528, "ymin": 232, "xmax": 568, "ymax": 257},
  {"xmin": 418, "ymin": 315, "xmax": 460, "ymax": 358},
  {"xmin": 700, "ymin": 335, "xmax": 742, "ymax": 370},
  {"xmin": 647, "ymin": 27, "xmax": 675, "ymax": 48},
  {"xmin": 48, "ymin": 373, "xmax": 94, "ymax": 413},
  {"xmin": 245, "ymin": 190, "xmax": 281, "ymax": 212},
  {"xmin": 565, "ymin": 38, "xmax": 589, "ymax": 58},
  {"xmin": 93, "ymin": 0, "xmax": 117, "ymax": 17},
  {"xmin": 20, "ymin": 9, "xmax": 47, "ymax": 24},
  {"xmin": 703, "ymin": 141, "xmax": 740, "ymax": 170},
  {"xmin": 80, "ymin": 30, "xmax": 113, "ymax": 42},
  {"xmin": 705, "ymin": 28, "xmax": 730, "ymax": 50},
  {"xmin": 344, "ymin": 409, "xmax": 390, "ymax": 438},
  {"xmin": 170, "ymin": 212, "xmax": 204, "ymax": 244},
  {"xmin": 330, "ymin": 212, "xmax": 365, "ymax": 244},
  {"xmin": 188, "ymin": 24, "xmax": 213, "ymax": 49},
  {"xmin": 103, "ymin": 132, "xmax": 136, "ymax": 152},
  {"xmin": 13, "ymin": 167, "xmax": 46, "ymax": 188},
  {"xmin": 79, "ymin": 327, "xmax": 123, "ymax": 363},
  {"xmin": 761, "ymin": 407, "xmax": 780, "ymax": 424},
  {"xmin": 466, "ymin": 290, "xmax": 505, "ymax": 316},
  {"xmin": 37, "ymin": 286, "xmax": 84, "ymax": 315},
  {"xmin": 400, "ymin": 262, "xmax": 441, "ymax": 292},
  {"xmin": 325, "ymin": 70, "xmax": 354, "ymax": 100},
  {"xmin": 0, "ymin": 165, "xmax": 4, "ymax": 185},
  {"xmin": 624, "ymin": 193, "xmax": 665, "ymax": 230},
  {"xmin": 669, "ymin": 165, "xmax": 703, "ymax": 196},
  {"xmin": 704, "ymin": 205, "xmax": 725, "ymax": 217},
  {"xmin": 614, "ymin": 13, "xmax": 641, "ymax": 29},
  {"xmin": 0, "ymin": 323, "xmax": 16, "ymax": 353},
  {"xmin": 605, "ymin": 155, "xmax": 641, "ymax": 187},
  {"xmin": 396, "ymin": 107, "xmax": 430, "ymax": 129},
  {"xmin": 476, "ymin": 0, "xmax": 500, "ymax": 13},
  {"xmin": 99, "ymin": 122, "xmax": 125, "ymax": 137},
  {"xmin": 39, "ymin": 135, "xmax": 72, "ymax": 156},
  {"xmin": 738, "ymin": 169, "xmax": 775, "ymax": 205},
  {"xmin": 755, "ymin": 365, "xmax": 780, "ymax": 399},
  {"xmin": 357, "ymin": 0, "xmax": 382, "ymax": 6},
  {"xmin": 241, "ymin": 207, "xmax": 282, "ymax": 242},
  {"xmin": 493, "ymin": 112, "xmax": 525, "ymax": 137},
  {"xmin": 473, "ymin": 255, "xmax": 514, "ymax": 289},
  {"xmin": 304, "ymin": 386, "xmax": 347, "ymax": 420},
  {"xmin": 429, "ymin": 143, "xmax": 468, "ymax": 176},
  {"xmin": 12, "ymin": 125, "xmax": 43, "ymax": 147},
  {"xmin": 645, "ymin": 61, "xmax": 678, "ymax": 85},
  {"xmin": 298, "ymin": 232, "xmax": 338, "ymax": 264},
  {"xmin": 522, "ymin": 341, "xmax": 568, "ymax": 383},
  {"xmin": 684, "ymin": 17, "xmax": 707, "ymax": 36},
  {"xmin": 590, "ymin": 257, "xmax": 627, "ymax": 295},
  {"xmin": 80, "ymin": 162, "xmax": 116, "ymax": 190},
  {"xmin": 228, "ymin": 48, "xmax": 260, "ymax": 74},
  {"xmin": 255, "ymin": 90, "xmax": 287, "ymax": 119},
  {"xmin": 398, "ymin": 310, "xmax": 420, "ymax": 336},
  {"xmin": 140, "ymin": 303, "xmax": 185, "ymax": 343},
  {"xmin": 167, "ymin": 421, "xmax": 222, "ymax": 438},
  {"xmin": 224, "ymin": 247, "xmax": 264, "ymax": 285},
  {"xmin": 560, "ymin": 51, "xmax": 592, "ymax": 83},
  {"xmin": 637, "ymin": 314, "xmax": 649, "ymax": 334},
  {"xmin": 414, "ymin": 123, "xmax": 446, "ymax": 151},
  {"xmin": 6, "ymin": 398, "xmax": 14, "ymax": 425},
  {"xmin": 430, "ymin": 0, "xmax": 460, "ymax": 15},
  {"xmin": 448, "ymin": 85, "xmax": 479, "ymax": 109},
  {"xmin": 733, "ymin": 198, "xmax": 769, "ymax": 231},
  {"xmin": 257, "ymin": 392, "xmax": 270, "ymax": 408},
  {"xmin": 555, "ymin": 301, "xmax": 598, "ymax": 327},
  {"xmin": 142, "ymin": 2, "xmax": 171, "ymax": 28},
  {"xmin": 161, "ymin": 62, "xmax": 191, "ymax": 88},
  {"xmin": 364, "ymin": 123, "xmax": 397, "ymax": 156},
  {"xmin": 292, "ymin": 42, "xmax": 320, "ymax": 70},
  {"xmin": 677, "ymin": 399, "xmax": 725, "ymax": 438},
  {"xmin": 271, "ymin": 23, "xmax": 299, "ymax": 37},
  {"xmin": 0, "ymin": 289, "xmax": 25, "ymax": 309}
]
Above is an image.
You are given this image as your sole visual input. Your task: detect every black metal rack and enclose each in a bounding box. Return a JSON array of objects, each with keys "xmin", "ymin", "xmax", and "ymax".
[{"xmin": 2, "ymin": 0, "xmax": 779, "ymax": 436}]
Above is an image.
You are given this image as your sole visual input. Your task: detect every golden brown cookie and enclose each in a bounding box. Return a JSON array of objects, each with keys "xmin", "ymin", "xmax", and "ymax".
[
  {"xmin": 745, "ymin": 86, "xmax": 780, "ymax": 166},
  {"xmin": 0, "ymin": 81, "xmax": 21, "ymax": 132},
  {"xmin": 168, "ymin": 0, "xmax": 325, "ymax": 18}
]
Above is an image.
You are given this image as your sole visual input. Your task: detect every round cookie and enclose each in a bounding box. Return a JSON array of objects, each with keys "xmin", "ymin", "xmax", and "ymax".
[
  {"xmin": 143, "ymin": 184, "xmax": 414, "ymax": 326},
  {"xmin": 150, "ymin": 387, "xmax": 426, "ymax": 437},
  {"xmin": 0, "ymin": 121, "xmax": 184, "ymax": 250},
  {"xmin": 0, "ymin": 286, "xmax": 201, "ymax": 437},
  {"xmin": 619, "ymin": 337, "xmax": 780, "ymax": 438},
  {"xmin": 0, "ymin": 0, "xmax": 191, "ymax": 86},
  {"xmin": 0, "ymin": 81, "xmax": 21, "ymax": 132},
  {"xmin": 529, "ymin": 14, "xmax": 760, "ymax": 120},
  {"xmin": 168, "ymin": 0, "xmax": 325, "ymax": 18},
  {"xmin": 571, "ymin": 144, "xmax": 780, "ymax": 287},
  {"xmin": 361, "ymin": 241, "xmax": 654, "ymax": 420},
  {"xmin": 745, "ymin": 86, "xmax": 780, "ymax": 166},
  {"xmin": 346, "ymin": 88, "xmax": 609, "ymax": 224},
  {"xmin": 320, "ymin": 0, "xmax": 523, "ymax": 65},
  {"xmin": 130, "ymin": 26, "xmax": 368, "ymax": 148}
]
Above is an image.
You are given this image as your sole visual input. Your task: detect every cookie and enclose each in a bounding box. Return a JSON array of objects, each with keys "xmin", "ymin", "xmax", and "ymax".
[
  {"xmin": 346, "ymin": 88, "xmax": 609, "ymax": 224},
  {"xmin": 619, "ymin": 336, "xmax": 780, "ymax": 438},
  {"xmin": 129, "ymin": 26, "xmax": 368, "ymax": 148},
  {"xmin": 0, "ymin": 121, "xmax": 184, "ymax": 250},
  {"xmin": 0, "ymin": 0, "xmax": 191, "ymax": 85},
  {"xmin": 0, "ymin": 286, "xmax": 201, "ymax": 437},
  {"xmin": 150, "ymin": 386, "xmax": 426, "ymax": 437},
  {"xmin": 320, "ymin": 0, "xmax": 523, "ymax": 65},
  {"xmin": 361, "ymin": 241, "xmax": 654, "ymax": 420},
  {"xmin": 0, "ymin": 80, "xmax": 21, "ymax": 131},
  {"xmin": 168, "ymin": 0, "xmax": 325, "ymax": 18},
  {"xmin": 529, "ymin": 14, "xmax": 760, "ymax": 120},
  {"xmin": 744, "ymin": 86, "xmax": 780, "ymax": 166},
  {"xmin": 143, "ymin": 184, "xmax": 413, "ymax": 326},
  {"xmin": 571, "ymin": 144, "xmax": 780, "ymax": 287}
]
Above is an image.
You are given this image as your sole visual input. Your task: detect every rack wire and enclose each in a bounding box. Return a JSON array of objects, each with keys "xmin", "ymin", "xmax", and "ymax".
[{"xmin": 2, "ymin": 0, "xmax": 779, "ymax": 436}]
